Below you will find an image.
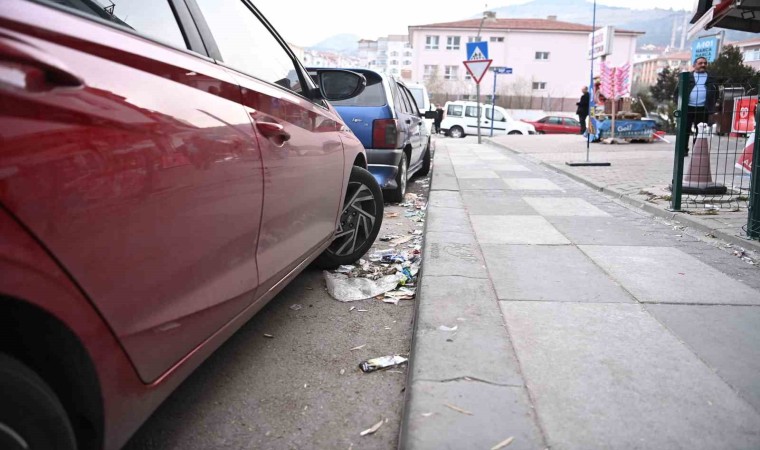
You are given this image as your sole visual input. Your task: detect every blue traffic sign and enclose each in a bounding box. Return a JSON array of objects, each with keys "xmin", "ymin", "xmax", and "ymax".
[
  {"xmin": 492, "ymin": 66, "xmax": 512, "ymax": 74},
  {"xmin": 466, "ymin": 41, "xmax": 489, "ymax": 60}
]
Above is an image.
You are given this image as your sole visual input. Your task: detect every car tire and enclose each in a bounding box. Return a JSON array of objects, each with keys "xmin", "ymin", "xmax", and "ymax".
[
  {"xmin": 313, "ymin": 166, "xmax": 383, "ymax": 269},
  {"xmin": 508, "ymin": 130, "xmax": 522, "ymax": 135},
  {"xmin": 384, "ymin": 152, "xmax": 408, "ymax": 203},
  {"xmin": 416, "ymin": 140, "xmax": 432, "ymax": 177},
  {"xmin": 449, "ymin": 126, "xmax": 464, "ymax": 138},
  {"xmin": 0, "ymin": 354, "xmax": 77, "ymax": 450},
  {"xmin": 537, "ymin": 131, "xmax": 545, "ymax": 135}
]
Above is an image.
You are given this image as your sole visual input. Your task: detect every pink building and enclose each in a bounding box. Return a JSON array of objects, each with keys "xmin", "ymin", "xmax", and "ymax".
[{"xmin": 409, "ymin": 17, "xmax": 642, "ymax": 105}]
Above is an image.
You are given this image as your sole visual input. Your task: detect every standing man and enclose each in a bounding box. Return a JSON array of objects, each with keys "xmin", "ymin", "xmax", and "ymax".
[
  {"xmin": 434, "ymin": 105, "xmax": 444, "ymax": 135},
  {"xmin": 576, "ymin": 86, "xmax": 590, "ymax": 135},
  {"xmin": 680, "ymin": 56, "xmax": 717, "ymax": 156}
]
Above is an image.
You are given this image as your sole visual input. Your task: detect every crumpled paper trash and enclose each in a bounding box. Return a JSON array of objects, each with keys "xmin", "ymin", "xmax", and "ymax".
[{"xmin": 324, "ymin": 271, "xmax": 404, "ymax": 302}]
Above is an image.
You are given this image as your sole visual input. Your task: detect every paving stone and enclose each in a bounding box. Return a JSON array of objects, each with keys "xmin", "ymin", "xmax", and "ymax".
[
  {"xmin": 453, "ymin": 168, "xmax": 500, "ymax": 179},
  {"xmin": 401, "ymin": 380, "xmax": 545, "ymax": 450},
  {"xmin": 546, "ymin": 216, "xmax": 675, "ymax": 246},
  {"xmin": 458, "ymin": 178, "xmax": 511, "ymax": 190},
  {"xmin": 503, "ymin": 178, "xmax": 563, "ymax": 191},
  {"xmin": 523, "ymin": 197, "xmax": 611, "ymax": 217},
  {"xmin": 412, "ymin": 276, "xmax": 523, "ymax": 385},
  {"xmin": 427, "ymin": 191, "xmax": 465, "ymax": 209},
  {"xmin": 460, "ymin": 190, "xmax": 539, "ymax": 216},
  {"xmin": 471, "ymin": 216, "xmax": 570, "ymax": 245},
  {"xmin": 423, "ymin": 231, "xmax": 488, "ymax": 279},
  {"xmin": 580, "ymin": 246, "xmax": 760, "ymax": 305},
  {"xmin": 500, "ymin": 302, "xmax": 760, "ymax": 450},
  {"xmin": 646, "ymin": 304, "xmax": 760, "ymax": 412},
  {"xmin": 425, "ymin": 207, "xmax": 472, "ymax": 234},
  {"xmin": 482, "ymin": 245, "xmax": 633, "ymax": 302}
]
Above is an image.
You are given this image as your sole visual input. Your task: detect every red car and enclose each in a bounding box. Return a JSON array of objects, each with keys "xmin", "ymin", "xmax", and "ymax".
[
  {"xmin": 524, "ymin": 116, "xmax": 582, "ymax": 134},
  {"xmin": 0, "ymin": 1, "xmax": 382, "ymax": 449}
]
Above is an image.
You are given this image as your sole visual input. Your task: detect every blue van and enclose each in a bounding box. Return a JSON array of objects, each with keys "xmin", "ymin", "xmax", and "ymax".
[{"xmin": 309, "ymin": 68, "xmax": 433, "ymax": 202}]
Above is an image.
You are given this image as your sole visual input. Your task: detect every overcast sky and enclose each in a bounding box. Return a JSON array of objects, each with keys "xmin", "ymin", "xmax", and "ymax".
[{"xmin": 256, "ymin": 0, "xmax": 695, "ymax": 47}]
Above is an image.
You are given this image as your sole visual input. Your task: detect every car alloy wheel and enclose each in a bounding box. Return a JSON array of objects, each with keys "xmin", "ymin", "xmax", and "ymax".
[
  {"xmin": 449, "ymin": 126, "xmax": 464, "ymax": 138},
  {"xmin": 313, "ymin": 166, "xmax": 383, "ymax": 268}
]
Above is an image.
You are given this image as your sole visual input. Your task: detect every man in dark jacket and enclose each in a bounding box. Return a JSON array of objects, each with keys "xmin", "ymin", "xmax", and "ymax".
[
  {"xmin": 577, "ymin": 86, "xmax": 590, "ymax": 134},
  {"xmin": 677, "ymin": 57, "xmax": 718, "ymax": 156}
]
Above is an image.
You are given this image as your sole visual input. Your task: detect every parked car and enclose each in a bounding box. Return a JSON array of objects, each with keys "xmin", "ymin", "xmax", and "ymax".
[
  {"xmin": 440, "ymin": 100, "xmax": 536, "ymax": 138},
  {"xmin": 523, "ymin": 116, "xmax": 582, "ymax": 134},
  {"xmin": 406, "ymin": 82, "xmax": 434, "ymax": 134},
  {"xmin": 0, "ymin": 1, "xmax": 383, "ymax": 449},
  {"xmin": 310, "ymin": 68, "xmax": 434, "ymax": 202}
]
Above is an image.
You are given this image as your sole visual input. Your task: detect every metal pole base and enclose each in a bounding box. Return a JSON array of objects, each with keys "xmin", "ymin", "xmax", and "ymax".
[{"xmin": 565, "ymin": 161, "xmax": 611, "ymax": 166}]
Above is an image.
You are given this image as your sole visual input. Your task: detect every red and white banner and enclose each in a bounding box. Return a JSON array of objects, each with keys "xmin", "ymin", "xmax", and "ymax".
[
  {"xmin": 736, "ymin": 132, "xmax": 755, "ymax": 174},
  {"xmin": 731, "ymin": 96, "xmax": 758, "ymax": 134}
]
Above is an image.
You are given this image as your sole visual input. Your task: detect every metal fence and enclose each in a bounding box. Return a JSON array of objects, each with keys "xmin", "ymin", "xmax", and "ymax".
[{"xmin": 670, "ymin": 72, "xmax": 760, "ymax": 239}]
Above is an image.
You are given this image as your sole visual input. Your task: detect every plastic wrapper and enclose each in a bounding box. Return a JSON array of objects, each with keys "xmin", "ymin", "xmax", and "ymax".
[
  {"xmin": 359, "ymin": 355, "xmax": 408, "ymax": 373},
  {"xmin": 324, "ymin": 271, "xmax": 404, "ymax": 302}
]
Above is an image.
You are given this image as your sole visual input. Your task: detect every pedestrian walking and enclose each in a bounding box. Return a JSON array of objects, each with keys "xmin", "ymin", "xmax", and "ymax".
[
  {"xmin": 676, "ymin": 56, "xmax": 717, "ymax": 156},
  {"xmin": 434, "ymin": 106, "xmax": 443, "ymax": 134},
  {"xmin": 576, "ymin": 86, "xmax": 589, "ymax": 135}
]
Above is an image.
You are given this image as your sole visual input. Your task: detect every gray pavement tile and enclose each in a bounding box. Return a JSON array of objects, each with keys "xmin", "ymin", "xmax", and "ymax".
[
  {"xmin": 401, "ymin": 380, "xmax": 545, "ymax": 450},
  {"xmin": 412, "ymin": 276, "xmax": 523, "ymax": 385},
  {"xmin": 471, "ymin": 216, "xmax": 570, "ymax": 245},
  {"xmin": 500, "ymin": 302, "xmax": 760, "ymax": 450},
  {"xmin": 646, "ymin": 304, "xmax": 760, "ymax": 413},
  {"xmin": 487, "ymin": 162, "xmax": 530, "ymax": 171},
  {"xmin": 460, "ymin": 190, "xmax": 539, "ymax": 216},
  {"xmin": 431, "ymin": 170, "xmax": 459, "ymax": 191},
  {"xmin": 422, "ymin": 231, "xmax": 488, "ymax": 279},
  {"xmin": 425, "ymin": 207, "xmax": 472, "ymax": 234},
  {"xmin": 493, "ymin": 170, "xmax": 543, "ymax": 179},
  {"xmin": 522, "ymin": 197, "xmax": 611, "ymax": 217},
  {"xmin": 503, "ymin": 178, "xmax": 563, "ymax": 191},
  {"xmin": 546, "ymin": 217, "xmax": 675, "ymax": 246},
  {"xmin": 579, "ymin": 246, "xmax": 760, "ymax": 305},
  {"xmin": 458, "ymin": 178, "xmax": 510, "ymax": 190},
  {"xmin": 427, "ymin": 191, "xmax": 465, "ymax": 209},
  {"xmin": 453, "ymin": 168, "xmax": 500, "ymax": 179},
  {"xmin": 482, "ymin": 245, "xmax": 634, "ymax": 303}
]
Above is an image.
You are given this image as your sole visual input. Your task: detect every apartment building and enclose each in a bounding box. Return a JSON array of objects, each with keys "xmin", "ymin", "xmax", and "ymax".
[
  {"xmin": 632, "ymin": 51, "xmax": 691, "ymax": 86},
  {"xmin": 408, "ymin": 16, "xmax": 642, "ymax": 101},
  {"xmin": 734, "ymin": 37, "xmax": 760, "ymax": 71}
]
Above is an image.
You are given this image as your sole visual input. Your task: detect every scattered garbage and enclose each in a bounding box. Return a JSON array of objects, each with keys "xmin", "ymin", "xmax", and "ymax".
[
  {"xmin": 359, "ymin": 355, "xmax": 408, "ymax": 373},
  {"xmin": 263, "ymin": 334, "xmax": 274, "ymax": 338},
  {"xmin": 444, "ymin": 403, "xmax": 473, "ymax": 416},
  {"xmin": 324, "ymin": 271, "xmax": 405, "ymax": 302},
  {"xmin": 360, "ymin": 419, "xmax": 384, "ymax": 436},
  {"xmin": 491, "ymin": 437, "xmax": 515, "ymax": 450},
  {"xmin": 438, "ymin": 325, "xmax": 458, "ymax": 332},
  {"xmin": 350, "ymin": 344, "xmax": 366, "ymax": 351},
  {"xmin": 289, "ymin": 304, "xmax": 303, "ymax": 311}
]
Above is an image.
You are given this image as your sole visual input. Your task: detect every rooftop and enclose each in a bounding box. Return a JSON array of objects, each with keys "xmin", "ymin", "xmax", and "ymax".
[{"xmin": 409, "ymin": 18, "xmax": 643, "ymax": 35}]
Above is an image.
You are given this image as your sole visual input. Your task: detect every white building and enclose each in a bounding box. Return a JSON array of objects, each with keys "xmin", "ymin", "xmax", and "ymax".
[
  {"xmin": 358, "ymin": 35, "xmax": 414, "ymax": 79},
  {"xmin": 408, "ymin": 16, "xmax": 642, "ymax": 105}
]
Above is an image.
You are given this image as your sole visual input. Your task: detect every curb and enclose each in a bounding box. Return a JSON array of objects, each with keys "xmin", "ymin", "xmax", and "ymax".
[{"xmin": 485, "ymin": 138, "xmax": 760, "ymax": 254}]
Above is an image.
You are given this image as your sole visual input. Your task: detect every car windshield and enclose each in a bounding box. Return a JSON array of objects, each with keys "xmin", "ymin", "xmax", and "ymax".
[
  {"xmin": 331, "ymin": 72, "xmax": 386, "ymax": 107},
  {"xmin": 407, "ymin": 86, "xmax": 425, "ymax": 110}
]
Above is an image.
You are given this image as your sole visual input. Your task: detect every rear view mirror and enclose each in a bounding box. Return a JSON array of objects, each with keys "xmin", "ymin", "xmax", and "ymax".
[
  {"xmin": 317, "ymin": 70, "xmax": 366, "ymax": 101},
  {"xmin": 423, "ymin": 110, "xmax": 437, "ymax": 119}
]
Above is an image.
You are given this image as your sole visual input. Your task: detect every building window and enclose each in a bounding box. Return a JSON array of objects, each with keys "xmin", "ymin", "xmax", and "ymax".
[
  {"xmin": 464, "ymin": 71, "xmax": 472, "ymax": 80},
  {"xmin": 404, "ymin": 51, "xmax": 412, "ymax": 57},
  {"xmin": 444, "ymin": 65, "xmax": 459, "ymax": 80},
  {"xmin": 390, "ymin": 51, "xmax": 398, "ymax": 56},
  {"xmin": 403, "ymin": 60, "xmax": 412, "ymax": 65},
  {"xmin": 535, "ymin": 51, "xmax": 549, "ymax": 60},
  {"xmin": 467, "ymin": 36, "xmax": 479, "ymax": 43},
  {"xmin": 424, "ymin": 64, "xmax": 437, "ymax": 79},
  {"xmin": 532, "ymin": 81, "xmax": 547, "ymax": 90},
  {"xmin": 446, "ymin": 36, "xmax": 461, "ymax": 50},
  {"xmin": 390, "ymin": 60, "xmax": 398, "ymax": 66},
  {"xmin": 425, "ymin": 35, "xmax": 439, "ymax": 50},
  {"xmin": 489, "ymin": 36, "xmax": 504, "ymax": 42}
]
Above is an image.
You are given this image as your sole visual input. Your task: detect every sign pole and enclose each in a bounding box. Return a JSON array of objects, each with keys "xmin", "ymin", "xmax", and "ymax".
[
  {"xmin": 491, "ymin": 70, "xmax": 497, "ymax": 137},
  {"xmin": 477, "ymin": 83, "xmax": 481, "ymax": 144}
]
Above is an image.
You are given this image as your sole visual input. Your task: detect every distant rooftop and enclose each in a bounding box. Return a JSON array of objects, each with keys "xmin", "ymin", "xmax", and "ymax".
[{"xmin": 409, "ymin": 17, "xmax": 643, "ymax": 35}]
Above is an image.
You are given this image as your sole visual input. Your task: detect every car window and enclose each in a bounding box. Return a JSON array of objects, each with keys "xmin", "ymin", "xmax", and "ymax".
[
  {"xmin": 400, "ymin": 85, "xmax": 420, "ymax": 114},
  {"xmin": 447, "ymin": 104, "xmax": 463, "ymax": 116},
  {"xmin": 195, "ymin": 0, "xmax": 303, "ymax": 96},
  {"xmin": 407, "ymin": 86, "xmax": 426, "ymax": 111},
  {"xmin": 548, "ymin": 117, "xmax": 563, "ymax": 125},
  {"xmin": 565, "ymin": 118, "xmax": 580, "ymax": 126},
  {"xmin": 394, "ymin": 83, "xmax": 412, "ymax": 114},
  {"xmin": 486, "ymin": 108, "xmax": 506, "ymax": 121},
  {"xmin": 330, "ymin": 73, "xmax": 386, "ymax": 107},
  {"xmin": 465, "ymin": 106, "xmax": 479, "ymax": 118},
  {"xmin": 38, "ymin": 0, "xmax": 187, "ymax": 49}
]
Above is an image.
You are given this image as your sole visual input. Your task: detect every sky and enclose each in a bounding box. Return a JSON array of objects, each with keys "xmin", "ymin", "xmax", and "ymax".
[{"xmin": 256, "ymin": 0, "xmax": 695, "ymax": 47}]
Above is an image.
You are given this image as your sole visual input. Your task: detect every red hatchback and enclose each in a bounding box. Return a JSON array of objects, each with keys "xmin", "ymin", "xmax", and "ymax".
[
  {"xmin": 525, "ymin": 115, "xmax": 582, "ymax": 134},
  {"xmin": 0, "ymin": 1, "xmax": 383, "ymax": 449}
]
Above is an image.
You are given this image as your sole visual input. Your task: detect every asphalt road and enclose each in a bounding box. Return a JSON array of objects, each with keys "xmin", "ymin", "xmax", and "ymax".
[{"xmin": 124, "ymin": 169, "xmax": 431, "ymax": 450}]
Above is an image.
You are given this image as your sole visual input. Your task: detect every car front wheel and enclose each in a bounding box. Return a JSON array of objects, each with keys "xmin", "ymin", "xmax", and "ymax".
[
  {"xmin": 313, "ymin": 166, "xmax": 383, "ymax": 269},
  {"xmin": 508, "ymin": 130, "xmax": 523, "ymax": 135},
  {"xmin": 0, "ymin": 354, "xmax": 77, "ymax": 450},
  {"xmin": 449, "ymin": 126, "xmax": 465, "ymax": 138}
]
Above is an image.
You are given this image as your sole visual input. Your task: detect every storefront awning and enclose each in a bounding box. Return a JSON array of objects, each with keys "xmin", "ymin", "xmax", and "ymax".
[{"xmin": 689, "ymin": 0, "xmax": 760, "ymax": 39}]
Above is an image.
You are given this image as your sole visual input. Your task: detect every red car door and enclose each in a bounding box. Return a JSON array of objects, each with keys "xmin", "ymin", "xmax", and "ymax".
[
  {"xmin": 545, "ymin": 117, "xmax": 564, "ymax": 133},
  {"xmin": 192, "ymin": 0, "xmax": 346, "ymax": 294},
  {"xmin": 563, "ymin": 117, "xmax": 581, "ymax": 134},
  {"xmin": 0, "ymin": 0, "xmax": 264, "ymax": 382}
]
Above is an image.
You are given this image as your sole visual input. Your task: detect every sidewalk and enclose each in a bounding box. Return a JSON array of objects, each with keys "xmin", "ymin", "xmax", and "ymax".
[
  {"xmin": 400, "ymin": 137, "xmax": 760, "ymax": 449},
  {"xmin": 487, "ymin": 134, "xmax": 760, "ymax": 253}
]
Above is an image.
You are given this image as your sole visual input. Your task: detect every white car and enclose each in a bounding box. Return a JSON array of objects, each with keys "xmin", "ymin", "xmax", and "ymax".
[{"xmin": 440, "ymin": 100, "xmax": 536, "ymax": 137}]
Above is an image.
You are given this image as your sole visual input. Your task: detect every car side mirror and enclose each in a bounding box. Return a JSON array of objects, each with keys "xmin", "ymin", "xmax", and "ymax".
[
  {"xmin": 315, "ymin": 70, "xmax": 366, "ymax": 101},
  {"xmin": 423, "ymin": 110, "xmax": 437, "ymax": 119}
]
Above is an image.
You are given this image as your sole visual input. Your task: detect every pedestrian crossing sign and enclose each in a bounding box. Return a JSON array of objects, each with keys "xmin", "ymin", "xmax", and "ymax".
[{"xmin": 466, "ymin": 41, "xmax": 489, "ymax": 61}]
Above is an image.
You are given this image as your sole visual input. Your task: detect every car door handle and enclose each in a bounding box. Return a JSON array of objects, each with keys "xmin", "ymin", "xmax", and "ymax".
[
  {"xmin": 0, "ymin": 36, "xmax": 83, "ymax": 92},
  {"xmin": 255, "ymin": 121, "xmax": 290, "ymax": 146}
]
